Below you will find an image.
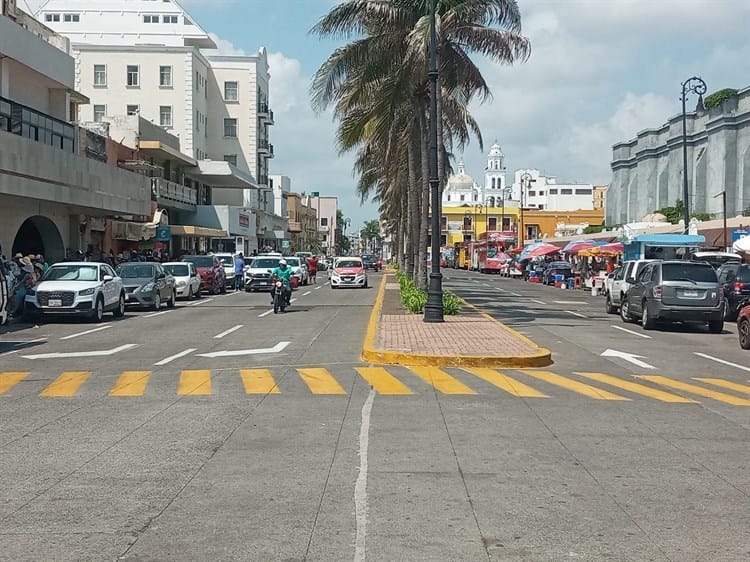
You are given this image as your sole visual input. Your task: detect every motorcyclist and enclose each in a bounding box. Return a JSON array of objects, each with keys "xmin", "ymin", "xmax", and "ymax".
[{"xmin": 270, "ymin": 259, "xmax": 293, "ymax": 305}]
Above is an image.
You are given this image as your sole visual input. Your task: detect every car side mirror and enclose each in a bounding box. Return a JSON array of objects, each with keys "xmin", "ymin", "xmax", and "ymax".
[
  {"xmin": 103, "ymin": 275, "xmax": 114, "ymax": 283},
  {"xmin": 267, "ymin": 269, "xmax": 273, "ymax": 274},
  {"xmin": 158, "ymin": 273, "xmax": 166, "ymax": 279},
  {"xmin": 626, "ymin": 277, "xmax": 636, "ymax": 284}
]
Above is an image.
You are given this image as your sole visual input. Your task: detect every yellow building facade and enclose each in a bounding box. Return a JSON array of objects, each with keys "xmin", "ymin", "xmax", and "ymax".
[
  {"xmin": 519, "ymin": 208, "xmax": 605, "ymax": 243},
  {"xmin": 441, "ymin": 204, "xmax": 521, "ymax": 245}
]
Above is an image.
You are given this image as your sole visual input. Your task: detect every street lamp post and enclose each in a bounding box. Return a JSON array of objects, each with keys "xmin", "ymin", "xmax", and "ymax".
[
  {"xmin": 423, "ymin": 0, "xmax": 443, "ymax": 323},
  {"xmin": 519, "ymin": 172, "xmax": 532, "ymax": 247},
  {"xmin": 500, "ymin": 187, "xmax": 511, "ymax": 233},
  {"xmin": 714, "ymin": 191, "xmax": 728, "ymax": 250},
  {"xmin": 680, "ymin": 77, "xmax": 707, "ymax": 231}
]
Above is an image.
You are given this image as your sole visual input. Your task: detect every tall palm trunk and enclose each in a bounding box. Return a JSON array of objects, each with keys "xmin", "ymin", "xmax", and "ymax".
[
  {"xmin": 416, "ymin": 108, "xmax": 430, "ymax": 291},
  {"xmin": 398, "ymin": 192, "xmax": 407, "ymax": 270},
  {"xmin": 406, "ymin": 124, "xmax": 419, "ymax": 280}
]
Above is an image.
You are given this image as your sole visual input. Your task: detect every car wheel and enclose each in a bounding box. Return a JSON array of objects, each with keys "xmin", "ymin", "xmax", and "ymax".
[
  {"xmin": 195, "ymin": 285, "xmax": 202, "ymax": 298},
  {"xmin": 641, "ymin": 301, "xmax": 655, "ymax": 330},
  {"xmin": 708, "ymin": 317, "xmax": 724, "ymax": 334},
  {"xmin": 212, "ymin": 281, "xmax": 221, "ymax": 295},
  {"xmin": 167, "ymin": 290, "xmax": 176, "ymax": 309},
  {"xmin": 91, "ymin": 297, "xmax": 104, "ymax": 323},
  {"xmin": 739, "ymin": 318, "xmax": 750, "ymax": 349},
  {"xmin": 152, "ymin": 293, "xmax": 161, "ymax": 311},
  {"xmin": 620, "ymin": 298, "xmax": 632, "ymax": 323},
  {"xmin": 220, "ymin": 280, "xmax": 227, "ymax": 294},
  {"xmin": 605, "ymin": 295, "xmax": 616, "ymax": 315},
  {"xmin": 113, "ymin": 293, "xmax": 125, "ymax": 318}
]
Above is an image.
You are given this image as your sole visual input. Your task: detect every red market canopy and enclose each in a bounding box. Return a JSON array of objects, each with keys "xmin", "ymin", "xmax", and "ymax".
[
  {"xmin": 527, "ymin": 243, "xmax": 561, "ymax": 258},
  {"xmin": 564, "ymin": 242, "xmax": 596, "ymax": 255},
  {"xmin": 598, "ymin": 242, "xmax": 624, "ymax": 254}
]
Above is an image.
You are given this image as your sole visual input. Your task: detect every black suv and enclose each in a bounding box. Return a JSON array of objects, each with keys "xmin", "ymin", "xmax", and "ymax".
[
  {"xmin": 361, "ymin": 254, "xmax": 380, "ymax": 271},
  {"xmin": 718, "ymin": 263, "xmax": 750, "ymax": 321}
]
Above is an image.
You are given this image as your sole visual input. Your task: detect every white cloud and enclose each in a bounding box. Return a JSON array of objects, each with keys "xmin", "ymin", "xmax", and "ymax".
[{"xmin": 205, "ymin": 33, "xmax": 247, "ymax": 56}]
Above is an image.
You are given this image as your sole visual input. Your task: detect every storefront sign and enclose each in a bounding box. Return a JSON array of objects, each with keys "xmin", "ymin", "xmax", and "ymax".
[
  {"xmin": 281, "ymin": 240, "xmax": 291, "ymax": 248},
  {"xmin": 239, "ymin": 214, "xmax": 250, "ymax": 228},
  {"xmin": 155, "ymin": 226, "xmax": 171, "ymax": 241}
]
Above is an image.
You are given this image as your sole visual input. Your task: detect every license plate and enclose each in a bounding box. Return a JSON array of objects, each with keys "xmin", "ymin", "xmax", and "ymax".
[
  {"xmin": 48, "ymin": 299, "xmax": 62, "ymax": 307},
  {"xmin": 258, "ymin": 282, "xmax": 268, "ymax": 286},
  {"xmin": 682, "ymin": 290, "xmax": 698, "ymax": 298}
]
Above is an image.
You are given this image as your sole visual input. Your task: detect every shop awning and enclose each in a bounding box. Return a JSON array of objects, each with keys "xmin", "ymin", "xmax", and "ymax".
[
  {"xmin": 170, "ymin": 225, "xmax": 229, "ymax": 238},
  {"xmin": 139, "ymin": 141, "xmax": 197, "ymax": 167}
]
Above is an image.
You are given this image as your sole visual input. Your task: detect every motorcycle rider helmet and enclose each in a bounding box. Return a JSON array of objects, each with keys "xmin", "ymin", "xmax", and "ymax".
[{"xmin": 279, "ymin": 259, "xmax": 287, "ymax": 266}]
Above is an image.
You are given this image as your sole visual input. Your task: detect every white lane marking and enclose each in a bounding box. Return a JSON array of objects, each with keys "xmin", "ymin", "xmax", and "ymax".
[
  {"xmin": 258, "ymin": 309, "xmax": 273, "ymax": 318},
  {"xmin": 324, "ymin": 281, "xmax": 330, "ymax": 286},
  {"xmin": 565, "ymin": 310, "xmax": 587, "ymax": 318},
  {"xmin": 694, "ymin": 353, "xmax": 750, "ymax": 373},
  {"xmin": 154, "ymin": 348, "xmax": 197, "ymax": 366},
  {"xmin": 190, "ymin": 298, "xmax": 213, "ymax": 306},
  {"xmin": 601, "ymin": 348, "xmax": 655, "ymax": 370},
  {"xmin": 23, "ymin": 344, "xmax": 138, "ymax": 360},
  {"xmin": 60, "ymin": 325, "xmax": 111, "ymax": 340},
  {"xmin": 315, "ymin": 286, "xmax": 322, "ymax": 291},
  {"xmin": 509, "ymin": 292, "xmax": 522, "ymax": 297},
  {"xmin": 531, "ymin": 299, "xmax": 546, "ymax": 305},
  {"xmin": 612, "ymin": 325, "xmax": 652, "ymax": 339},
  {"xmin": 1, "ymin": 350, "xmax": 20, "ymax": 357},
  {"xmin": 482, "ymin": 283, "xmax": 490, "ymax": 287},
  {"xmin": 303, "ymin": 291, "xmax": 312, "ymax": 296},
  {"xmin": 214, "ymin": 324, "xmax": 243, "ymax": 339},
  {"xmin": 555, "ymin": 301, "xmax": 585, "ymax": 305},
  {"xmin": 290, "ymin": 298, "xmax": 297, "ymax": 303},
  {"xmin": 5, "ymin": 338, "xmax": 48, "ymax": 347},
  {"xmin": 495, "ymin": 287, "xmax": 503, "ymax": 291},
  {"xmin": 144, "ymin": 310, "xmax": 171, "ymax": 318},
  {"xmin": 355, "ymin": 389, "xmax": 376, "ymax": 562},
  {"xmin": 197, "ymin": 341, "xmax": 290, "ymax": 358}
]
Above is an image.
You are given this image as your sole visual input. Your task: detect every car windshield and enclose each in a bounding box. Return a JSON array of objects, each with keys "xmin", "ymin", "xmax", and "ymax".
[
  {"xmin": 662, "ymin": 263, "xmax": 717, "ymax": 283},
  {"xmin": 337, "ymin": 260, "xmax": 362, "ymax": 268},
  {"xmin": 183, "ymin": 257, "xmax": 214, "ymax": 268},
  {"xmin": 737, "ymin": 265, "xmax": 750, "ymax": 283},
  {"xmin": 286, "ymin": 258, "xmax": 301, "ymax": 267},
  {"xmin": 362, "ymin": 255, "xmax": 376, "ymax": 262},
  {"xmin": 251, "ymin": 258, "xmax": 281, "ymax": 269},
  {"xmin": 42, "ymin": 265, "xmax": 99, "ymax": 282},
  {"xmin": 164, "ymin": 264, "xmax": 190, "ymax": 277},
  {"xmin": 215, "ymin": 255, "xmax": 233, "ymax": 266},
  {"xmin": 116, "ymin": 264, "xmax": 155, "ymax": 279}
]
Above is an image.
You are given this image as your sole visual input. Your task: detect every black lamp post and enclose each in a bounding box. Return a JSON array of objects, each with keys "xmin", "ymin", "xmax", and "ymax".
[
  {"xmin": 680, "ymin": 76, "xmax": 707, "ymax": 231},
  {"xmin": 519, "ymin": 172, "xmax": 532, "ymax": 247},
  {"xmin": 424, "ymin": 0, "xmax": 443, "ymax": 323}
]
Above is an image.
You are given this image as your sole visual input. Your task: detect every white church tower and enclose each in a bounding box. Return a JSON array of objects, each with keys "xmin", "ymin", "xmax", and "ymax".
[{"xmin": 483, "ymin": 142, "xmax": 507, "ymax": 206}]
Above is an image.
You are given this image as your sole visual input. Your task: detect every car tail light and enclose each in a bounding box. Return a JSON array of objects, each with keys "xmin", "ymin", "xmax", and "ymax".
[
  {"xmin": 734, "ymin": 282, "xmax": 745, "ymax": 293},
  {"xmin": 652, "ymin": 285, "xmax": 662, "ymax": 299}
]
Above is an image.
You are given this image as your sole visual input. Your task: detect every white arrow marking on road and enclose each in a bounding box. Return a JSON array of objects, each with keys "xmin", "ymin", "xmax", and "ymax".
[
  {"xmin": 60, "ymin": 325, "xmax": 111, "ymax": 340},
  {"xmin": 214, "ymin": 325, "xmax": 243, "ymax": 339},
  {"xmin": 197, "ymin": 341, "xmax": 290, "ymax": 358},
  {"xmin": 23, "ymin": 344, "xmax": 139, "ymax": 360},
  {"xmin": 601, "ymin": 349, "xmax": 655, "ymax": 370},
  {"xmin": 154, "ymin": 348, "xmax": 197, "ymax": 366},
  {"xmin": 612, "ymin": 325, "xmax": 652, "ymax": 339},
  {"xmin": 694, "ymin": 352, "xmax": 750, "ymax": 373}
]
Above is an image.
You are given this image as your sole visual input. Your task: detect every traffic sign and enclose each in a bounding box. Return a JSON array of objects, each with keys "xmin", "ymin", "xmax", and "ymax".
[
  {"xmin": 281, "ymin": 240, "xmax": 291, "ymax": 248},
  {"xmin": 155, "ymin": 226, "xmax": 171, "ymax": 241}
]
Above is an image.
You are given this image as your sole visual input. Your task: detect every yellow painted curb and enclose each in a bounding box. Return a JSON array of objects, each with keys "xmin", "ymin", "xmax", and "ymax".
[{"xmin": 361, "ymin": 273, "xmax": 553, "ymax": 368}]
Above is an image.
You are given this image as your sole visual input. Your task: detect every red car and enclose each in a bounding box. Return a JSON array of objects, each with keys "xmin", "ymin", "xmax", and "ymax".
[
  {"xmin": 181, "ymin": 255, "xmax": 226, "ymax": 295},
  {"xmin": 738, "ymin": 301, "xmax": 750, "ymax": 350}
]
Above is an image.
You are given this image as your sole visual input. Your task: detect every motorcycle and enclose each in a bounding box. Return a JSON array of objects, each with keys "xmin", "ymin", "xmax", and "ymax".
[{"xmin": 272, "ymin": 275, "xmax": 290, "ymax": 314}]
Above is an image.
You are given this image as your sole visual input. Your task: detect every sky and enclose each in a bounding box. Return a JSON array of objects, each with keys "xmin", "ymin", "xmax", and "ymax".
[{"xmin": 179, "ymin": 0, "xmax": 750, "ymax": 230}]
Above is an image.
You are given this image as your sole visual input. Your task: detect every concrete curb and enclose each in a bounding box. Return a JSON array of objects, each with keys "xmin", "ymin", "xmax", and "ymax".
[{"xmin": 361, "ymin": 273, "xmax": 553, "ymax": 368}]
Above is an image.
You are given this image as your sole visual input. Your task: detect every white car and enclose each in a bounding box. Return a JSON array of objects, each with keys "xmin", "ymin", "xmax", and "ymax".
[
  {"xmin": 163, "ymin": 261, "xmax": 202, "ymax": 300},
  {"xmin": 213, "ymin": 253, "xmax": 237, "ymax": 288},
  {"xmin": 285, "ymin": 257, "xmax": 309, "ymax": 286},
  {"xmin": 606, "ymin": 259, "xmax": 656, "ymax": 314},
  {"xmin": 330, "ymin": 257, "xmax": 368, "ymax": 289},
  {"xmin": 25, "ymin": 262, "xmax": 125, "ymax": 322},
  {"xmin": 244, "ymin": 256, "xmax": 283, "ymax": 292}
]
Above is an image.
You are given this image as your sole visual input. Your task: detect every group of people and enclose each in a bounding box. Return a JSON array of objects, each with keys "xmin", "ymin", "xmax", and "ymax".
[{"xmin": 0, "ymin": 252, "xmax": 49, "ymax": 318}]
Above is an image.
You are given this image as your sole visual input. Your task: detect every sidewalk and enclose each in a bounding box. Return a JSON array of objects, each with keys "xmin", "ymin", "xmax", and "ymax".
[{"xmin": 362, "ymin": 273, "xmax": 552, "ymax": 368}]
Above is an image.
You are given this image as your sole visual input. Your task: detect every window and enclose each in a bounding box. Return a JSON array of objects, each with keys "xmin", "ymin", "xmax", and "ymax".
[
  {"xmin": 321, "ymin": 218, "xmax": 328, "ymax": 226},
  {"xmin": 63, "ymin": 13, "xmax": 80, "ymax": 22},
  {"xmin": 45, "ymin": 13, "xmax": 60, "ymax": 22},
  {"xmin": 575, "ymin": 188, "xmax": 593, "ymax": 195},
  {"xmin": 460, "ymin": 194, "xmax": 465, "ymax": 202},
  {"xmin": 526, "ymin": 225, "xmax": 539, "ymax": 239},
  {"xmin": 93, "ymin": 105, "xmax": 106, "ymax": 122},
  {"xmin": 488, "ymin": 217, "xmax": 497, "ymax": 230},
  {"xmin": 223, "ymin": 155, "xmax": 237, "ymax": 166},
  {"xmin": 549, "ymin": 189, "xmax": 558, "ymax": 195},
  {"xmin": 528, "ymin": 191, "xmax": 536, "ymax": 197},
  {"xmin": 163, "ymin": 15, "xmax": 178, "ymax": 23},
  {"xmin": 143, "ymin": 14, "xmax": 159, "ymax": 23},
  {"xmin": 127, "ymin": 65, "xmax": 140, "ymax": 87},
  {"xmin": 93, "ymin": 65, "xmax": 107, "ymax": 86},
  {"xmin": 223, "ymin": 118, "xmax": 237, "ymax": 137},
  {"xmin": 126, "ymin": 105, "xmax": 139, "ymax": 116},
  {"xmin": 159, "ymin": 66, "xmax": 172, "ymax": 87},
  {"xmin": 561, "ymin": 188, "xmax": 573, "ymax": 195},
  {"xmin": 224, "ymin": 81, "xmax": 238, "ymax": 102},
  {"xmin": 159, "ymin": 106, "xmax": 172, "ymax": 127}
]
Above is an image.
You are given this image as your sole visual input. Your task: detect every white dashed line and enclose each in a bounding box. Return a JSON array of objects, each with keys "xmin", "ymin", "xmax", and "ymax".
[
  {"xmin": 612, "ymin": 325, "xmax": 651, "ymax": 339},
  {"xmin": 144, "ymin": 310, "xmax": 171, "ymax": 318},
  {"xmin": 154, "ymin": 348, "xmax": 197, "ymax": 366},
  {"xmin": 190, "ymin": 298, "xmax": 213, "ymax": 306},
  {"xmin": 315, "ymin": 286, "xmax": 322, "ymax": 291},
  {"xmin": 214, "ymin": 324, "xmax": 243, "ymax": 339},
  {"xmin": 509, "ymin": 292, "xmax": 522, "ymax": 297},
  {"xmin": 303, "ymin": 291, "xmax": 312, "ymax": 296},
  {"xmin": 565, "ymin": 310, "xmax": 586, "ymax": 318},
  {"xmin": 60, "ymin": 325, "xmax": 111, "ymax": 340},
  {"xmin": 694, "ymin": 353, "xmax": 750, "ymax": 373},
  {"xmin": 531, "ymin": 300, "xmax": 546, "ymax": 305},
  {"xmin": 258, "ymin": 309, "xmax": 274, "ymax": 318}
]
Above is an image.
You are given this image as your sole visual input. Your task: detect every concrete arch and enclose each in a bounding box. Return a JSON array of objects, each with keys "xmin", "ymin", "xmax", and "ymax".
[{"xmin": 12, "ymin": 215, "xmax": 65, "ymax": 264}]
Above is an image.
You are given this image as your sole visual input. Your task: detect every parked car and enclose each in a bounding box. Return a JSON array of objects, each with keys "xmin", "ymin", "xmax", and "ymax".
[
  {"xmin": 213, "ymin": 253, "xmax": 238, "ymax": 289},
  {"xmin": 24, "ymin": 262, "xmax": 125, "ymax": 322},
  {"xmin": 738, "ymin": 300, "xmax": 750, "ymax": 350},
  {"xmin": 181, "ymin": 255, "xmax": 226, "ymax": 294},
  {"xmin": 542, "ymin": 261, "xmax": 573, "ymax": 285},
  {"xmin": 163, "ymin": 262, "xmax": 202, "ymax": 300},
  {"xmin": 606, "ymin": 259, "xmax": 657, "ymax": 314},
  {"xmin": 285, "ymin": 257, "xmax": 309, "ymax": 286},
  {"xmin": 604, "ymin": 267, "xmax": 621, "ymax": 297},
  {"xmin": 116, "ymin": 262, "xmax": 176, "ymax": 310},
  {"xmin": 621, "ymin": 260, "xmax": 723, "ymax": 333},
  {"xmin": 717, "ymin": 262, "xmax": 750, "ymax": 321},
  {"xmin": 361, "ymin": 254, "xmax": 380, "ymax": 272},
  {"xmin": 244, "ymin": 256, "xmax": 283, "ymax": 292},
  {"xmin": 691, "ymin": 251, "xmax": 742, "ymax": 270},
  {"xmin": 331, "ymin": 257, "xmax": 368, "ymax": 289}
]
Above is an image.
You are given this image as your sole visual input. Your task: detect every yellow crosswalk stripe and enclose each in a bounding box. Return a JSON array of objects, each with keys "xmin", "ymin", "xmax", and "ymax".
[
  {"xmin": 109, "ymin": 371, "xmax": 151, "ymax": 397},
  {"xmin": 464, "ymin": 368, "xmax": 547, "ymax": 397},
  {"xmin": 356, "ymin": 367, "xmax": 412, "ymax": 395},
  {"xmin": 638, "ymin": 376, "xmax": 750, "ymax": 406},
  {"xmin": 0, "ymin": 372, "xmax": 30, "ymax": 395},
  {"xmin": 241, "ymin": 369, "xmax": 281, "ymax": 394},
  {"xmin": 410, "ymin": 367, "xmax": 477, "ymax": 395},
  {"xmin": 178, "ymin": 370, "xmax": 212, "ymax": 395},
  {"xmin": 576, "ymin": 372, "xmax": 696, "ymax": 403},
  {"xmin": 40, "ymin": 372, "xmax": 91, "ymax": 397},
  {"xmin": 519, "ymin": 370, "xmax": 629, "ymax": 401},
  {"xmin": 694, "ymin": 378, "xmax": 750, "ymax": 395},
  {"xmin": 297, "ymin": 368, "xmax": 347, "ymax": 395}
]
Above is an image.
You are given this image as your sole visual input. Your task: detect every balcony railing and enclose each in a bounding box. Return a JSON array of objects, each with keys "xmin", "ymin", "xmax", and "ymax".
[
  {"xmin": 288, "ymin": 221, "xmax": 302, "ymax": 233},
  {"xmin": 258, "ymin": 139, "xmax": 269, "ymax": 151},
  {"xmin": 151, "ymin": 177, "xmax": 197, "ymax": 207},
  {"xmin": 269, "ymin": 143, "xmax": 274, "ymax": 157},
  {"xmin": 0, "ymin": 95, "xmax": 76, "ymax": 153}
]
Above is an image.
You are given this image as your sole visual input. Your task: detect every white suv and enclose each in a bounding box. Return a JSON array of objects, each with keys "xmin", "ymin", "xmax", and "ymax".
[
  {"xmin": 25, "ymin": 262, "xmax": 125, "ymax": 322},
  {"xmin": 606, "ymin": 259, "xmax": 656, "ymax": 314}
]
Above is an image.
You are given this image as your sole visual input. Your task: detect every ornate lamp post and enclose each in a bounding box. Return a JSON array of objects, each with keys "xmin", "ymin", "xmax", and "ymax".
[
  {"xmin": 424, "ymin": 0, "xmax": 443, "ymax": 323},
  {"xmin": 680, "ymin": 76, "xmax": 707, "ymax": 231},
  {"xmin": 519, "ymin": 172, "xmax": 532, "ymax": 247},
  {"xmin": 500, "ymin": 187, "xmax": 512, "ymax": 233}
]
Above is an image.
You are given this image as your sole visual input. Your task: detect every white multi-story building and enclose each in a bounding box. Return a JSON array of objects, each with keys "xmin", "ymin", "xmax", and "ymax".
[
  {"xmin": 443, "ymin": 143, "xmax": 511, "ymax": 207},
  {"xmin": 511, "ymin": 169, "xmax": 594, "ymax": 212}
]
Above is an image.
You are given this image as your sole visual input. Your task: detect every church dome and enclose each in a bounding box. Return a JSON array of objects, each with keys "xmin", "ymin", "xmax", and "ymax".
[
  {"xmin": 447, "ymin": 161, "xmax": 475, "ymax": 190},
  {"xmin": 488, "ymin": 143, "xmax": 504, "ymax": 158}
]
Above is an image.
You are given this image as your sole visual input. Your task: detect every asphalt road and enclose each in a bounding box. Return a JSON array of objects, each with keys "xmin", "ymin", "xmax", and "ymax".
[{"xmin": 1, "ymin": 269, "xmax": 749, "ymax": 561}]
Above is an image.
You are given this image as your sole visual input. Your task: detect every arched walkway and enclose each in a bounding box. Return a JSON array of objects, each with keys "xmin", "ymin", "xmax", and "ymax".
[{"xmin": 12, "ymin": 215, "xmax": 65, "ymax": 264}]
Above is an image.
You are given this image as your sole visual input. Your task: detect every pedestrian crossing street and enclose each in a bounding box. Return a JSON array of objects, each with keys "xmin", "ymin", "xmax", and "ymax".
[{"xmin": 3, "ymin": 366, "xmax": 750, "ymax": 406}]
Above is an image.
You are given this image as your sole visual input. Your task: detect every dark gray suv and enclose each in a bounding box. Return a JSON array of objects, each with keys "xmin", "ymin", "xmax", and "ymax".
[{"xmin": 621, "ymin": 260, "xmax": 723, "ymax": 333}]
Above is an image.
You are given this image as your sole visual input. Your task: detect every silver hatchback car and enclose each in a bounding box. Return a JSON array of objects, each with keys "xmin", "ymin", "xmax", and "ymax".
[{"xmin": 622, "ymin": 260, "xmax": 724, "ymax": 332}]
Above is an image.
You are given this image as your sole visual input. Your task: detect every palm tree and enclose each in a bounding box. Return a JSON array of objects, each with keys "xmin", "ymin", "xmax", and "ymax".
[
  {"xmin": 311, "ymin": 0, "xmax": 530, "ymax": 286},
  {"xmin": 361, "ymin": 219, "xmax": 382, "ymax": 252}
]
